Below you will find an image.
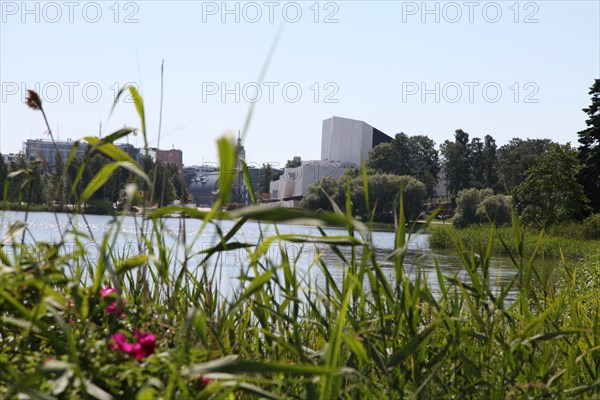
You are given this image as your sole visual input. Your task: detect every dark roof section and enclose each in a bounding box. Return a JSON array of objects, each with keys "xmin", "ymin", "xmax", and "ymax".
[{"xmin": 372, "ymin": 127, "xmax": 393, "ymax": 148}]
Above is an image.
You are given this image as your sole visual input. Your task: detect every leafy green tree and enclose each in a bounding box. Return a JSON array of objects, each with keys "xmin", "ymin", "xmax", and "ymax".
[
  {"xmin": 87, "ymin": 153, "xmax": 109, "ymax": 201},
  {"xmin": 28, "ymin": 161, "xmax": 45, "ymax": 204},
  {"xmin": 168, "ymin": 163, "xmax": 186, "ymax": 202},
  {"xmin": 2, "ymin": 154, "xmax": 45, "ymax": 205},
  {"xmin": 453, "ymin": 188, "xmax": 493, "ymax": 228},
  {"xmin": 351, "ymin": 174, "xmax": 426, "ymax": 222},
  {"xmin": 468, "ymin": 138, "xmax": 485, "ymax": 188},
  {"xmin": 391, "ymin": 133, "xmax": 413, "ymax": 175},
  {"xmin": 258, "ymin": 163, "xmax": 280, "ymax": 195},
  {"xmin": 476, "ymin": 194, "xmax": 512, "ymax": 226},
  {"xmin": 7, "ymin": 153, "xmax": 29, "ymax": 203},
  {"xmin": 515, "ymin": 143, "xmax": 589, "ymax": 226},
  {"xmin": 577, "ymin": 79, "xmax": 600, "ymax": 213},
  {"xmin": 0, "ymin": 154, "xmax": 7, "ymax": 198},
  {"xmin": 582, "ymin": 213, "xmax": 600, "ymax": 240},
  {"xmin": 116, "ymin": 163, "xmax": 134, "ymax": 202},
  {"xmin": 302, "ymin": 173, "xmax": 426, "ymax": 222},
  {"xmin": 442, "ymin": 131, "xmax": 500, "ymax": 196},
  {"xmin": 285, "ymin": 158, "xmax": 302, "ymax": 168},
  {"xmin": 65, "ymin": 156, "xmax": 84, "ymax": 204},
  {"xmin": 497, "ymin": 138, "xmax": 554, "ymax": 191},
  {"xmin": 367, "ymin": 142, "xmax": 397, "ymax": 174},
  {"xmin": 50, "ymin": 152, "xmax": 66, "ymax": 208},
  {"xmin": 153, "ymin": 160, "xmax": 176, "ymax": 207},
  {"xmin": 367, "ymin": 133, "xmax": 439, "ymax": 197},
  {"xmin": 301, "ymin": 176, "xmax": 343, "ymax": 211},
  {"xmin": 139, "ymin": 155, "xmax": 155, "ymax": 198},
  {"xmin": 468, "ymin": 135, "xmax": 499, "ymax": 190},
  {"xmin": 482, "ymin": 135, "xmax": 499, "ymax": 190},
  {"xmin": 409, "ymin": 135, "xmax": 440, "ymax": 198},
  {"xmin": 440, "ymin": 129, "xmax": 472, "ymax": 196}
]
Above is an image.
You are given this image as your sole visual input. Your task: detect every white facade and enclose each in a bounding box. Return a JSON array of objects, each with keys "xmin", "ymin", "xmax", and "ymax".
[
  {"xmin": 434, "ymin": 170, "xmax": 448, "ymax": 199},
  {"xmin": 269, "ymin": 160, "xmax": 354, "ymax": 201},
  {"xmin": 268, "ymin": 116, "xmax": 391, "ymax": 206},
  {"xmin": 321, "ymin": 116, "xmax": 379, "ymax": 166}
]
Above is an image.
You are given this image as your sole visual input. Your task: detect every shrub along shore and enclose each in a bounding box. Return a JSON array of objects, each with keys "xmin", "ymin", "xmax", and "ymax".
[{"xmin": 428, "ymin": 222, "xmax": 600, "ymax": 260}]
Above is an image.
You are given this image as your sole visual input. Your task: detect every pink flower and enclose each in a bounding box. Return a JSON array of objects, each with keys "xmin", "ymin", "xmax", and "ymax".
[
  {"xmin": 199, "ymin": 377, "xmax": 212, "ymax": 390},
  {"xmin": 110, "ymin": 332, "xmax": 136, "ymax": 353},
  {"xmin": 105, "ymin": 302, "xmax": 124, "ymax": 315},
  {"xmin": 101, "ymin": 287, "xmax": 125, "ymax": 317},
  {"xmin": 100, "ymin": 287, "xmax": 117, "ymax": 297},
  {"xmin": 133, "ymin": 330, "xmax": 156, "ymax": 360},
  {"xmin": 110, "ymin": 330, "xmax": 156, "ymax": 360}
]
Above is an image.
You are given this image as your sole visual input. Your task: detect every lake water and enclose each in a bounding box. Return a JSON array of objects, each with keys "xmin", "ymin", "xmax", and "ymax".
[{"xmin": 0, "ymin": 211, "xmax": 519, "ymax": 297}]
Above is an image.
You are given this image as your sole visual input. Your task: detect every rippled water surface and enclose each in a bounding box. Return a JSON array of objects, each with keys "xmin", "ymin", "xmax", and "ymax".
[{"xmin": 1, "ymin": 211, "xmax": 522, "ymax": 297}]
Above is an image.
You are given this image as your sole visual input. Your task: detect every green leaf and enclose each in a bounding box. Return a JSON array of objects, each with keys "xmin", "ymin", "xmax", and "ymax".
[
  {"xmin": 81, "ymin": 163, "xmax": 120, "ymax": 202},
  {"xmin": 83, "ymin": 137, "xmax": 136, "ymax": 163},
  {"xmin": 51, "ymin": 370, "xmax": 72, "ymax": 396},
  {"xmin": 116, "ymin": 255, "xmax": 150, "ymax": 275},
  {"xmin": 1, "ymin": 220, "xmax": 27, "ymax": 244},
  {"xmin": 101, "ymin": 127, "xmax": 137, "ymax": 144},
  {"xmin": 229, "ymin": 270, "xmax": 273, "ymax": 313},
  {"xmin": 187, "ymin": 356, "xmax": 335, "ymax": 377},
  {"xmin": 0, "ymin": 316, "xmax": 40, "ymax": 332},
  {"xmin": 241, "ymin": 160, "xmax": 256, "ymax": 205},
  {"xmin": 388, "ymin": 324, "xmax": 436, "ymax": 368},
  {"xmin": 81, "ymin": 161, "xmax": 150, "ymax": 202},
  {"xmin": 128, "ymin": 85, "xmax": 148, "ymax": 149},
  {"xmin": 320, "ymin": 275, "xmax": 355, "ymax": 400},
  {"xmin": 217, "ymin": 133, "xmax": 237, "ymax": 204},
  {"xmin": 83, "ymin": 379, "xmax": 113, "ymax": 400}
]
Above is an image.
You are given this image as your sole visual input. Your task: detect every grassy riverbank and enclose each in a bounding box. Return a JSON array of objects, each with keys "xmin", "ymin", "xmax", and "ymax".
[
  {"xmin": 1, "ymin": 200, "xmax": 599, "ymax": 399},
  {"xmin": 428, "ymin": 222, "xmax": 600, "ymax": 261}
]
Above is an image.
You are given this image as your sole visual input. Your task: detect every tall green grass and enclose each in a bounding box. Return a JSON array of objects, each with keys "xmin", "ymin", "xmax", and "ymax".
[
  {"xmin": 429, "ymin": 224, "xmax": 600, "ymax": 261},
  {"xmin": 1, "ymin": 89, "xmax": 599, "ymax": 399}
]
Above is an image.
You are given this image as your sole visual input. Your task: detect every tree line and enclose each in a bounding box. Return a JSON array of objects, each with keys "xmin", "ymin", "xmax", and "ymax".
[
  {"xmin": 0, "ymin": 150, "xmax": 186, "ymax": 211},
  {"xmin": 303, "ymin": 79, "xmax": 600, "ymax": 227}
]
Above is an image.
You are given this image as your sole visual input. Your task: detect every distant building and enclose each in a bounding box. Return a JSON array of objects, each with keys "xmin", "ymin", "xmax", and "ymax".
[
  {"xmin": 116, "ymin": 143, "xmax": 140, "ymax": 161},
  {"xmin": 23, "ymin": 138, "xmax": 86, "ymax": 171},
  {"xmin": 269, "ymin": 160, "xmax": 354, "ymax": 205},
  {"xmin": 188, "ymin": 172, "xmax": 220, "ymax": 207},
  {"xmin": 187, "ymin": 135, "xmax": 260, "ymax": 207},
  {"xmin": 434, "ymin": 170, "xmax": 448, "ymax": 199},
  {"xmin": 183, "ymin": 165, "xmax": 217, "ymax": 187},
  {"xmin": 148, "ymin": 147, "xmax": 183, "ymax": 169},
  {"xmin": 321, "ymin": 116, "xmax": 391, "ymax": 166},
  {"xmin": 1, "ymin": 153, "xmax": 20, "ymax": 164},
  {"xmin": 269, "ymin": 116, "xmax": 392, "ymax": 206}
]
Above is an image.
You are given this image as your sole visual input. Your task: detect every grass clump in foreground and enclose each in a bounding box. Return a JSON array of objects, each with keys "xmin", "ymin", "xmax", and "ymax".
[{"xmin": 1, "ymin": 89, "xmax": 599, "ymax": 399}]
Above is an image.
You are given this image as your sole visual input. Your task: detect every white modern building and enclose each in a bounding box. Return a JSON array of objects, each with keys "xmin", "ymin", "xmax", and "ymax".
[
  {"xmin": 321, "ymin": 116, "xmax": 391, "ymax": 166},
  {"xmin": 269, "ymin": 160, "xmax": 355, "ymax": 203},
  {"xmin": 269, "ymin": 116, "xmax": 391, "ymax": 206}
]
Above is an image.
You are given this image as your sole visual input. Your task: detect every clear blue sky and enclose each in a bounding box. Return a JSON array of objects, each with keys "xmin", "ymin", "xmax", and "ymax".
[{"xmin": 1, "ymin": 0, "xmax": 598, "ymax": 169}]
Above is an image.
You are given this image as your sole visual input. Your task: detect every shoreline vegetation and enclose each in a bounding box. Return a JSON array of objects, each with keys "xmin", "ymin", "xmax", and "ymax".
[
  {"xmin": 1, "ymin": 88, "xmax": 598, "ymax": 398},
  {"xmin": 427, "ymin": 223, "xmax": 600, "ymax": 261}
]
